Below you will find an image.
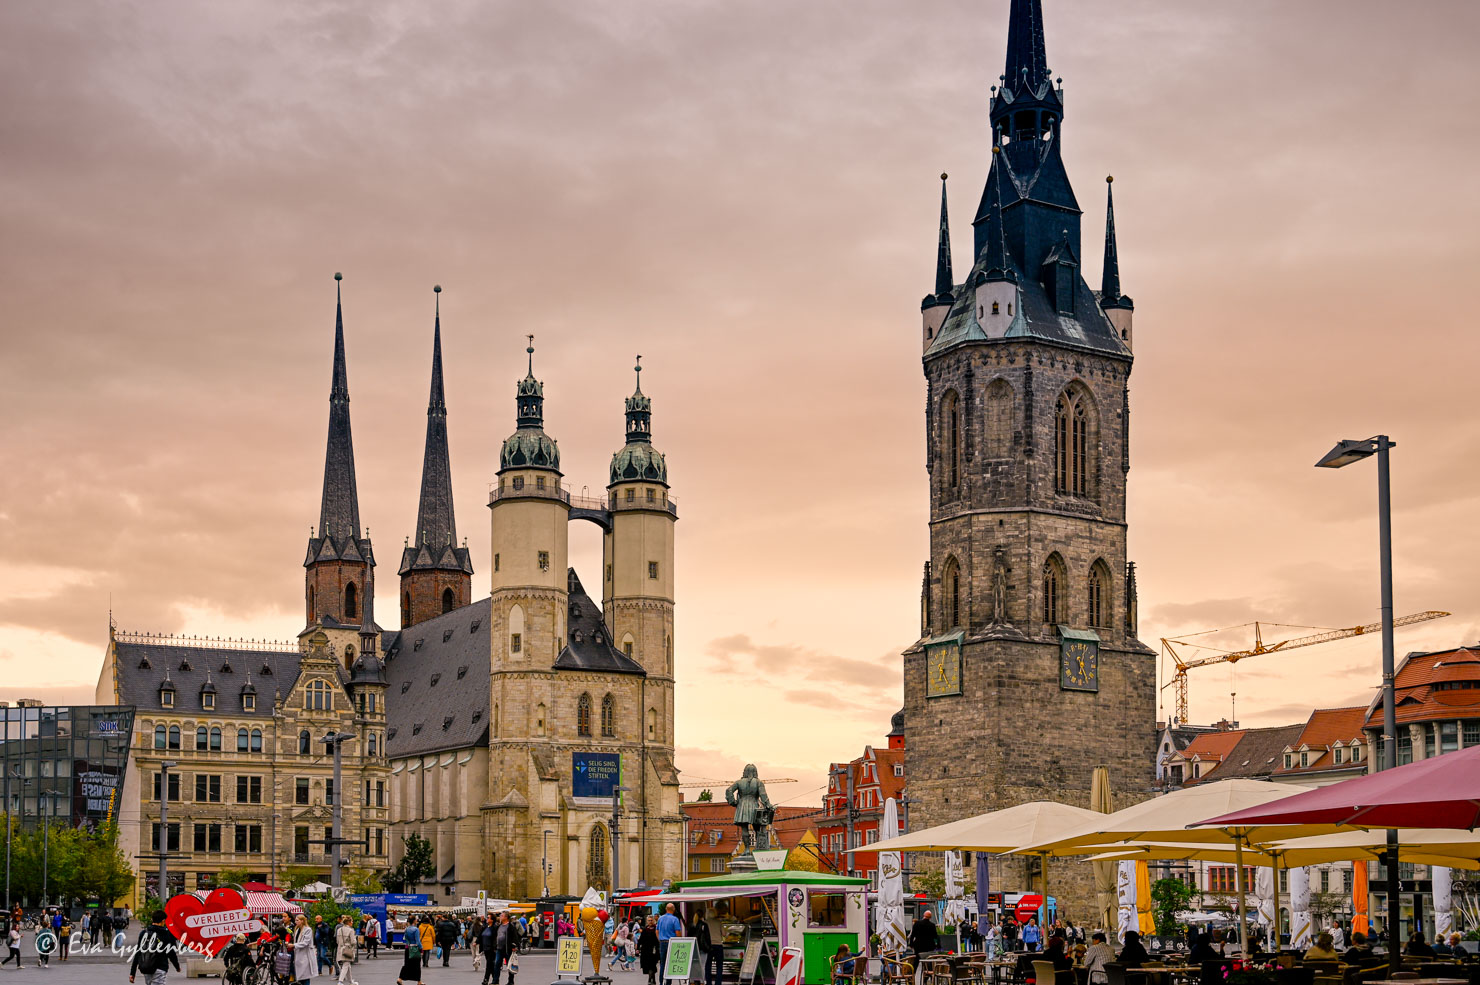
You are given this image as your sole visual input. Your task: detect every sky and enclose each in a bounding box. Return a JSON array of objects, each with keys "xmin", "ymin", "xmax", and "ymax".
[{"xmin": 3, "ymin": 0, "xmax": 1480, "ymax": 807}]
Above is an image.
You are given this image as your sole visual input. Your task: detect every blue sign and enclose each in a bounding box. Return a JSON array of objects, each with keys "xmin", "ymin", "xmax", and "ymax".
[
  {"xmin": 572, "ymin": 751, "xmax": 621, "ymax": 799},
  {"xmin": 384, "ymin": 894, "xmax": 429, "ymax": 907}
]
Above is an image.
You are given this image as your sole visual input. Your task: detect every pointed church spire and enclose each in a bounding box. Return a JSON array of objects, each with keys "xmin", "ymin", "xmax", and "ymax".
[
  {"xmin": 1100, "ymin": 176, "xmax": 1133, "ymax": 310},
  {"xmin": 934, "ymin": 173, "xmax": 954, "ymax": 298},
  {"xmin": 413, "ymin": 285, "xmax": 456, "ymax": 549},
  {"xmin": 318, "ymin": 272, "xmax": 363, "ymax": 543},
  {"xmin": 1004, "ymin": 0, "xmax": 1050, "ymax": 96},
  {"xmin": 980, "ymin": 150, "xmax": 1016, "ymax": 283}
]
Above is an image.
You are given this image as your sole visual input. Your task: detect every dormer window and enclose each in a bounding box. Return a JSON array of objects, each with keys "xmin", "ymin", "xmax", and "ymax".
[
  {"xmin": 456, "ymin": 666, "xmax": 468, "ymax": 680},
  {"xmin": 243, "ymin": 693, "xmax": 256, "ymax": 712},
  {"xmin": 179, "ymin": 659, "xmax": 192, "ymax": 672},
  {"xmin": 443, "ymin": 629, "xmax": 453, "ymax": 642},
  {"xmin": 413, "ymin": 639, "xmax": 424, "ymax": 651},
  {"xmin": 202, "ymin": 692, "xmax": 216, "ymax": 710},
  {"xmin": 160, "ymin": 684, "xmax": 175, "ymax": 708},
  {"xmin": 430, "ymin": 674, "xmax": 441, "ymax": 687}
]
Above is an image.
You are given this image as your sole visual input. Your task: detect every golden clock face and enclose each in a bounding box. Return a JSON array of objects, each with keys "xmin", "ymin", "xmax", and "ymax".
[
  {"xmin": 1060, "ymin": 639, "xmax": 1099, "ymax": 692},
  {"xmin": 926, "ymin": 641, "xmax": 962, "ymax": 697}
]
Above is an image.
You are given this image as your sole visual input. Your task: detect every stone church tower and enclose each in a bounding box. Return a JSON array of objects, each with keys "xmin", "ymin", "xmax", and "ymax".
[
  {"xmin": 903, "ymin": 0, "xmax": 1155, "ymax": 908},
  {"xmin": 398, "ymin": 287, "xmax": 474, "ymax": 629},
  {"xmin": 304, "ymin": 273, "xmax": 376, "ymax": 636}
]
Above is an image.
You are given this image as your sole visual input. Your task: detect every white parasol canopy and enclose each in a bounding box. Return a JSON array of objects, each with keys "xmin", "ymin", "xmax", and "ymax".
[{"xmin": 860, "ymin": 801, "xmax": 1102, "ymax": 854}]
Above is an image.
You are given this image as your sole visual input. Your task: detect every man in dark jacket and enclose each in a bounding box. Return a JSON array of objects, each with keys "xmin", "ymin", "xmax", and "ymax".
[
  {"xmin": 128, "ymin": 910, "xmax": 181, "ymax": 985},
  {"xmin": 909, "ymin": 911, "xmax": 939, "ymax": 967},
  {"xmin": 314, "ymin": 914, "xmax": 334, "ymax": 973},
  {"xmin": 437, "ymin": 915, "xmax": 460, "ymax": 967}
]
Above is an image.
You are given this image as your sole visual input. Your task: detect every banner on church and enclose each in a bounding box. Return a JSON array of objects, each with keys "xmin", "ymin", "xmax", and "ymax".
[{"xmin": 572, "ymin": 752, "xmax": 622, "ymax": 799}]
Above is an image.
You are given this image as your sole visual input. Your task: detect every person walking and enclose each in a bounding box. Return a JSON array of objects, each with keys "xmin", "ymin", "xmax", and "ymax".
[
  {"xmin": 334, "ymin": 914, "xmax": 358, "ymax": 985},
  {"xmin": 363, "ymin": 914, "xmax": 380, "ymax": 959},
  {"xmin": 313, "ymin": 914, "xmax": 333, "ymax": 975},
  {"xmin": 484, "ymin": 912, "xmax": 514, "ymax": 985},
  {"xmin": 1021, "ymin": 917, "xmax": 1041, "ymax": 953},
  {"xmin": 436, "ymin": 913, "xmax": 459, "ymax": 967},
  {"xmin": 396, "ymin": 930, "xmax": 425, "ymax": 985},
  {"xmin": 3, "ymin": 922, "xmax": 21, "ymax": 968},
  {"xmin": 689, "ymin": 908, "xmax": 712, "ymax": 985},
  {"xmin": 292, "ymin": 913, "xmax": 319, "ymax": 983},
  {"xmin": 657, "ymin": 903, "xmax": 683, "ymax": 969},
  {"xmin": 639, "ymin": 916, "xmax": 661, "ymax": 985},
  {"xmin": 418, "ymin": 917, "xmax": 435, "ymax": 968},
  {"xmin": 128, "ymin": 909, "xmax": 181, "ymax": 985}
]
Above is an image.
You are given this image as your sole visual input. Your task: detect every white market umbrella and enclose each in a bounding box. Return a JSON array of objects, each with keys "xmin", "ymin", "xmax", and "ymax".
[
  {"xmin": 1009, "ymin": 780, "xmax": 1326, "ymax": 958},
  {"xmin": 877, "ymin": 797, "xmax": 908, "ymax": 953},
  {"xmin": 861, "ymin": 801, "xmax": 1103, "ymax": 854}
]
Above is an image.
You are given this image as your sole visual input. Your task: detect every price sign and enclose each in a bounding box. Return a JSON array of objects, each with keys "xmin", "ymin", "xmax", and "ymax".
[
  {"xmin": 556, "ymin": 936, "xmax": 584, "ymax": 975},
  {"xmin": 664, "ymin": 938, "xmax": 696, "ymax": 980},
  {"xmin": 740, "ymin": 939, "xmax": 765, "ymax": 983}
]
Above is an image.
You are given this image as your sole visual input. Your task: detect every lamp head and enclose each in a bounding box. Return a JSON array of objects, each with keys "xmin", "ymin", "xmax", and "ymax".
[{"xmin": 1315, "ymin": 438, "xmax": 1377, "ymax": 469}]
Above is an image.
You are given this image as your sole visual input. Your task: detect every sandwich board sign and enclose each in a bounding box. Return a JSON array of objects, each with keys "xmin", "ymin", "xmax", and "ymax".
[
  {"xmin": 739, "ymin": 939, "xmax": 765, "ymax": 983},
  {"xmin": 664, "ymin": 938, "xmax": 697, "ymax": 981},
  {"xmin": 556, "ymin": 937, "xmax": 584, "ymax": 978}
]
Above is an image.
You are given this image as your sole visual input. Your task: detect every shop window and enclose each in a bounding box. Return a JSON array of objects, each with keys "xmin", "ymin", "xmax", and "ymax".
[{"xmin": 808, "ymin": 891, "xmax": 848, "ymax": 928}]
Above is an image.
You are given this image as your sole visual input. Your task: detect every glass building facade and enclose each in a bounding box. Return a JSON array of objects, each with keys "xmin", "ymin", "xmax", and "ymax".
[{"xmin": 0, "ymin": 704, "xmax": 135, "ymax": 831}]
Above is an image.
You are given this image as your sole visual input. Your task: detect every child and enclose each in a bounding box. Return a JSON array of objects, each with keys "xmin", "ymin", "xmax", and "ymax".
[{"xmin": 398, "ymin": 935, "xmax": 424, "ymax": 985}]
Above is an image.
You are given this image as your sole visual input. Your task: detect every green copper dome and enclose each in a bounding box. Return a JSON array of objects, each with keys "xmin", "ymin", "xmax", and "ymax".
[
  {"xmin": 609, "ymin": 357, "xmax": 666, "ymax": 485},
  {"xmin": 501, "ymin": 429, "xmax": 560, "ymax": 471},
  {"xmin": 610, "ymin": 442, "xmax": 666, "ymax": 484}
]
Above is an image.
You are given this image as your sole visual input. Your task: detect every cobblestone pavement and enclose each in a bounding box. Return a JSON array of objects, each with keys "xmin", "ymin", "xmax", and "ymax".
[{"xmin": 4, "ymin": 944, "xmax": 661, "ymax": 985}]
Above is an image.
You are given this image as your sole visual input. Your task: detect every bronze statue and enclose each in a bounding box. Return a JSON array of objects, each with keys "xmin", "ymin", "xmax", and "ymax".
[{"xmin": 725, "ymin": 764, "xmax": 774, "ymax": 854}]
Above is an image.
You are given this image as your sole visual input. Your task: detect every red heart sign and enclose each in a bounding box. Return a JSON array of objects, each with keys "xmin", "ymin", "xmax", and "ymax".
[{"xmin": 164, "ymin": 887, "xmax": 265, "ymax": 956}]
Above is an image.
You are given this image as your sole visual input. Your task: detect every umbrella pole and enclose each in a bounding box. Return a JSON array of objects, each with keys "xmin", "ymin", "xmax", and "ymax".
[
  {"xmin": 1235, "ymin": 836, "xmax": 1250, "ymax": 958},
  {"xmin": 1272, "ymin": 853, "xmax": 1283, "ymax": 954}
]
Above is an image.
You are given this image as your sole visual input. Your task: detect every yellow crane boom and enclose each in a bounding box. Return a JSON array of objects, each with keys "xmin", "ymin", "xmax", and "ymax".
[{"xmin": 1161, "ymin": 610, "xmax": 1451, "ymax": 724}]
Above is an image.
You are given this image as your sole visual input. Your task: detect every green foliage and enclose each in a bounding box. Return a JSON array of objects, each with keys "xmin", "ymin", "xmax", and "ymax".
[
  {"xmin": 342, "ymin": 866, "xmax": 385, "ymax": 894},
  {"xmin": 304, "ymin": 898, "xmax": 364, "ymax": 926},
  {"xmin": 382, "ymin": 834, "xmax": 435, "ymax": 893},
  {"xmin": 216, "ymin": 866, "xmax": 254, "ymax": 888},
  {"xmin": 284, "ymin": 866, "xmax": 322, "ymax": 892},
  {"xmin": 1151, "ymin": 878, "xmax": 1198, "ymax": 936},
  {"xmin": 696, "ymin": 790, "xmax": 713, "ymax": 802},
  {"xmin": 0, "ymin": 814, "xmax": 133, "ymax": 905},
  {"xmin": 912, "ymin": 869, "xmax": 945, "ymax": 898}
]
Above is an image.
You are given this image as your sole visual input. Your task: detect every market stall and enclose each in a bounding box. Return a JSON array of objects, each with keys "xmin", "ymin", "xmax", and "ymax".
[{"xmin": 625, "ymin": 869, "xmax": 870, "ymax": 985}]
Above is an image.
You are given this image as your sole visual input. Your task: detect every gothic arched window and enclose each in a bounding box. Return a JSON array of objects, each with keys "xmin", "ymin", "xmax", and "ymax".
[
  {"xmin": 1042, "ymin": 554, "xmax": 1066, "ymax": 626},
  {"xmin": 942, "ymin": 390, "xmax": 962, "ymax": 492},
  {"xmin": 588, "ymin": 823, "xmax": 610, "ymax": 891},
  {"xmin": 941, "ymin": 556, "xmax": 962, "ymax": 629},
  {"xmin": 167, "ymin": 725, "xmax": 180, "ymax": 750},
  {"xmin": 1088, "ymin": 560, "xmax": 1112, "ymax": 629},
  {"xmin": 984, "ymin": 378, "xmax": 1013, "ymax": 459},
  {"xmin": 577, "ymin": 693, "xmax": 592, "ymax": 737},
  {"xmin": 308, "ymin": 585, "xmax": 316, "ymax": 620},
  {"xmin": 237, "ymin": 728, "xmax": 249, "ymax": 752},
  {"xmin": 1054, "ymin": 388, "xmax": 1094, "ymax": 497},
  {"xmin": 196, "ymin": 725, "xmax": 208, "ymax": 749},
  {"xmin": 344, "ymin": 581, "xmax": 357, "ymax": 619},
  {"xmin": 442, "ymin": 588, "xmax": 455, "ymax": 614},
  {"xmin": 249, "ymin": 728, "xmax": 262, "ymax": 753},
  {"xmin": 299, "ymin": 729, "xmax": 311, "ymax": 755},
  {"xmin": 601, "ymin": 694, "xmax": 616, "ymax": 737},
  {"xmin": 210, "ymin": 726, "xmax": 222, "ymax": 751},
  {"xmin": 154, "ymin": 724, "xmax": 167, "ymax": 749}
]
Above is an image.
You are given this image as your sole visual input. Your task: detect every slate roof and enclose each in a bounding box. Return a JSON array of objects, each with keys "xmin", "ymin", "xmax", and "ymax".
[
  {"xmin": 382, "ymin": 597, "xmax": 492, "ymax": 759},
  {"xmin": 317, "ymin": 285, "xmax": 365, "ymax": 546},
  {"xmin": 113, "ymin": 640, "xmax": 303, "ymax": 717},
  {"xmin": 927, "ymin": 149, "xmax": 1129, "ymax": 361},
  {"xmin": 554, "ymin": 571, "xmax": 645, "ymax": 675},
  {"xmin": 1188, "ymin": 725, "xmax": 1305, "ymax": 783}
]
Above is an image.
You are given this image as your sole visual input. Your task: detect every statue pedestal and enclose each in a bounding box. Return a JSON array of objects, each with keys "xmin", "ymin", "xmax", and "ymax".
[{"xmin": 728, "ymin": 853, "xmax": 758, "ymax": 873}]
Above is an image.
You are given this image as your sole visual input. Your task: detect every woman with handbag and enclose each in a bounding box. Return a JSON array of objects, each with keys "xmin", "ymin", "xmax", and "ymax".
[
  {"xmin": 335, "ymin": 914, "xmax": 358, "ymax": 985},
  {"xmin": 292, "ymin": 913, "xmax": 318, "ymax": 983}
]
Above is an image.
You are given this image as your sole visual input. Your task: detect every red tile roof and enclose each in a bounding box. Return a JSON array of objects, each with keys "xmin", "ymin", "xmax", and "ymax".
[
  {"xmin": 1364, "ymin": 647, "xmax": 1480, "ymax": 728},
  {"xmin": 681, "ymin": 803, "xmax": 820, "ymax": 857},
  {"xmin": 1274, "ymin": 706, "xmax": 1368, "ymax": 774},
  {"xmin": 1179, "ymin": 730, "xmax": 1245, "ymax": 763}
]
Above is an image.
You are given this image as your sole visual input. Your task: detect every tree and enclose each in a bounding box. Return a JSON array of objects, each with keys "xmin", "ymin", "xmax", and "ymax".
[
  {"xmin": 696, "ymin": 790, "xmax": 713, "ymax": 802},
  {"xmin": 382, "ymin": 834, "xmax": 435, "ymax": 894},
  {"xmin": 283, "ymin": 866, "xmax": 322, "ymax": 892},
  {"xmin": 216, "ymin": 866, "xmax": 254, "ymax": 889},
  {"xmin": 74, "ymin": 823, "xmax": 135, "ymax": 905},
  {"xmin": 342, "ymin": 866, "xmax": 385, "ymax": 894},
  {"xmin": 1151, "ymin": 878, "xmax": 1197, "ymax": 935}
]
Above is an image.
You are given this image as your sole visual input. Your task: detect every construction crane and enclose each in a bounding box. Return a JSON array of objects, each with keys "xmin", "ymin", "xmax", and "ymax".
[
  {"xmin": 676, "ymin": 775, "xmax": 797, "ymax": 789},
  {"xmin": 1161, "ymin": 610, "xmax": 1451, "ymax": 724}
]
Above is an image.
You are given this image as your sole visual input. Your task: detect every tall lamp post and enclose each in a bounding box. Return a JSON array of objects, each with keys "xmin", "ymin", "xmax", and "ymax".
[
  {"xmin": 319, "ymin": 731, "xmax": 356, "ymax": 888},
  {"xmin": 541, "ymin": 829, "xmax": 552, "ymax": 899},
  {"xmin": 610, "ymin": 785, "xmax": 632, "ymax": 895},
  {"xmin": 40, "ymin": 789, "xmax": 66, "ymax": 908},
  {"xmin": 5, "ymin": 772, "xmax": 29, "ymax": 912},
  {"xmin": 1316, "ymin": 435, "xmax": 1399, "ymax": 960},
  {"xmin": 158, "ymin": 760, "xmax": 178, "ymax": 902}
]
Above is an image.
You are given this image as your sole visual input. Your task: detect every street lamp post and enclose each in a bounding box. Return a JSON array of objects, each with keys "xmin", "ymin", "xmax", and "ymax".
[
  {"xmin": 611, "ymin": 786, "xmax": 632, "ymax": 895},
  {"xmin": 41, "ymin": 789, "xmax": 63, "ymax": 908},
  {"xmin": 542, "ymin": 829, "xmax": 552, "ymax": 899},
  {"xmin": 4, "ymin": 769, "xmax": 21, "ymax": 912},
  {"xmin": 158, "ymin": 760, "xmax": 178, "ymax": 902},
  {"xmin": 320, "ymin": 731, "xmax": 356, "ymax": 888},
  {"xmin": 1316, "ymin": 435, "xmax": 1399, "ymax": 961}
]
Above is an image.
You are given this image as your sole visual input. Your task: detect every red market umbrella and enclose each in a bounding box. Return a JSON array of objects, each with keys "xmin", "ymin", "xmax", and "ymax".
[{"xmin": 1197, "ymin": 742, "xmax": 1480, "ymax": 830}]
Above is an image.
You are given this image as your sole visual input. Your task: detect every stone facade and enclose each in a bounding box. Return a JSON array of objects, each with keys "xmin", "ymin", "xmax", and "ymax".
[{"xmin": 900, "ymin": 0, "xmax": 1156, "ymax": 921}]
